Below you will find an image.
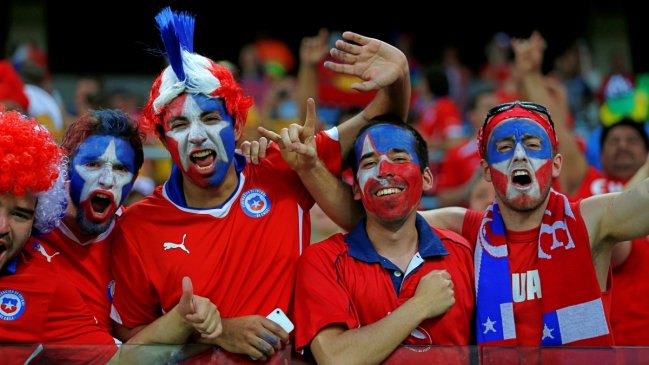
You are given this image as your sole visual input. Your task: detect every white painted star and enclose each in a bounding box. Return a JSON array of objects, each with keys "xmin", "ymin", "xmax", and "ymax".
[
  {"xmin": 75, "ymin": 139, "xmax": 133, "ymax": 205},
  {"xmin": 542, "ymin": 323, "xmax": 555, "ymax": 340},
  {"xmin": 483, "ymin": 316, "xmax": 497, "ymax": 334}
]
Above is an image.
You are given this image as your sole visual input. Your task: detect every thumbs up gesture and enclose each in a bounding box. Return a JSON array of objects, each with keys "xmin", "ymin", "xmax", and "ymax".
[{"xmin": 178, "ymin": 276, "xmax": 222, "ymax": 340}]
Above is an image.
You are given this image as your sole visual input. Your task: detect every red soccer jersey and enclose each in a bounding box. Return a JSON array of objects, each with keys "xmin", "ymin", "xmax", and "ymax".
[
  {"xmin": 416, "ymin": 96, "xmax": 464, "ymax": 144},
  {"xmin": 111, "ymin": 131, "xmax": 341, "ymax": 329},
  {"xmin": 294, "ymin": 215, "xmax": 475, "ymax": 352},
  {"xmin": 611, "ymin": 237, "xmax": 649, "ymax": 345},
  {"xmin": 24, "ymin": 222, "xmax": 115, "ymax": 332},
  {"xmin": 0, "ymin": 248, "xmax": 116, "ymax": 363},
  {"xmin": 557, "ymin": 166, "xmax": 626, "ymax": 201},
  {"xmin": 434, "ymin": 139, "xmax": 480, "ymax": 193}
]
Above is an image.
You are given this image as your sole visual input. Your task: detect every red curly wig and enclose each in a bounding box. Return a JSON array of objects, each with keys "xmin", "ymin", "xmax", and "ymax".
[
  {"xmin": 0, "ymin": 109, "xmax": 63, "ymax": 196},
  {"xmin": 142, "ymin": 61, "xmax": 253, "ymax": 140}
]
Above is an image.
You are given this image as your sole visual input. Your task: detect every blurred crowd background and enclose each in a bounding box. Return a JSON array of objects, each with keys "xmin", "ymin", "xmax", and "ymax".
[{"xmin": 1, "ymin": 1, "xmax": 646, "ymax": 240}]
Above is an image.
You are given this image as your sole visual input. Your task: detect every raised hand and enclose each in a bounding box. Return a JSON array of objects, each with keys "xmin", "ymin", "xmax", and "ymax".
[
  {"xmin": 178, "ymin": 276, "xmax": 222, "ymax": 340},
  {"xmin": 238, "ymin": 137, "xmax": 269, "ymax": 165},
  {"xmin": 325, "ymin": 31, "xmax": 408, "ymax": 92},
  {"xmin": 512, "ymin": 30, "xmax": 546, "ymax": 75},
  {"xmin": 257, "ymin": 98, "xmax": 318, "ymax": 172},
  {"xmin": 211, "ymin": 315, "xmax": 289, "ymax": 361},
  {"xmin": 300, "ymin": 28, "xmax": 330, "ymax": 66}
]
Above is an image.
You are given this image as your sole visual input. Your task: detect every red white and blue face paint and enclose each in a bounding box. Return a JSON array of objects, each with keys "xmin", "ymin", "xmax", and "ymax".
[
  {"xmin": 354, "ymin": 124, "xmax": 422, "ymax": 222},
  {"xmin": 70, "ymin": 135, "xmax": 136, "ymax": 226},
  {"xmin": 162, "ymin": 94, "xmax": 235, "ymax": 188},
  {"xmin": 486, "ymin": 118, "xmax": 554, "ymax": 210}
]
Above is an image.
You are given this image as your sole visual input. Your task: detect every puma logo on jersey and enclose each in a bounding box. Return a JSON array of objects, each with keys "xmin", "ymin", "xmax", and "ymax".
[
  {"xmin": 163, "ymin": 234, "xmax": 190, "ymax": 254},
  {"xmin": 33, "ymin": 242, "xmax": 60, "ymax": 263}
]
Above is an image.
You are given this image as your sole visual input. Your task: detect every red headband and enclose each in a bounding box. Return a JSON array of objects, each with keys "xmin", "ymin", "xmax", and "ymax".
[{"xmin": 477, "ymin": 105, "xmax": 558, "ymax": 159}]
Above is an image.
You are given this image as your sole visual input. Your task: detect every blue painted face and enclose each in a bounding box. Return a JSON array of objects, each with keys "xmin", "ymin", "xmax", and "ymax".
[
  {"xmin": 69, "ymin": 135, "xmax": 136, "ymax": 223},
  {"xmin": 486, "ymin": 119, "xmax": 553, "ymax": 165},
  {"xmin": 162, "ymin": 94, "xmax": 236, "ymax": 188}
]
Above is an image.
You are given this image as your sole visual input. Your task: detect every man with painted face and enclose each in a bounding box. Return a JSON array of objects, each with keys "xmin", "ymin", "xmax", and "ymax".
[
  {"xmin": 26, "ymin": 109, "xmax": 222, "ymax": 346},
  {"xmin": 110, "ymin": 6, "xmax": 411, "ymax": 361},
  {"xmin": 0, "ymin": 109, "xmax": 117, "ymax": 362},
  {"xmin": 292, "ymin": 117, "xmax": 474, "ymax": 364},
  {"xmin": 422, "ymin": 100, "xmax": 649, "ymax": 347},
  {"xmin": 24, "ymin": 109, "xmax": 144, "ymax": 335}
]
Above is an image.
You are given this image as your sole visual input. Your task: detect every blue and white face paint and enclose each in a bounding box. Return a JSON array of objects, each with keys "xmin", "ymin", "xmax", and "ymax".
[
  {"xmin": 486, "ymin": 118, "xmax": 554, "ymax": 210},
  {"xmin": 69, "ymin": 135, "xmax": 136, "ymax": 234},
  {"xmin": 162, "ymin": 94, "xmax": 236, "ymax": 188}
]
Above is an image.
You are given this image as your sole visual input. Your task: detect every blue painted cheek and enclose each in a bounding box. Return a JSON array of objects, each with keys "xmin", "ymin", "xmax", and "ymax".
[
  {"xmin": 69, "ymin": 168, "xmax": 84, "ymax": 206},
  {"xmin": 119, "ymin": 182, "xmax": 134, "ymax": 206},
  {"xmin": 208, "ymin": 121, "xmax": 236, "ymax": 185}
]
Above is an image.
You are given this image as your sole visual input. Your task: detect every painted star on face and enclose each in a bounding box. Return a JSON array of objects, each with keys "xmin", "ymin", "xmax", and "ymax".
[
  {"xmin": 162, "ymin": 94, "xmax": 236, "ymax": 187},
  {"xmin": 75, "ymin": 139, "xmax": 134, "ymax": 206}
]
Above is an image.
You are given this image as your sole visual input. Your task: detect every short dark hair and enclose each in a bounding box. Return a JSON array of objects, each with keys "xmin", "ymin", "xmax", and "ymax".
[
  {"xmin": 600, "ymin": 118, "xmax": 649, "ymax": 151},
  {"xmin": 349, "ymin": 115, "xmax": 429, "ymax": 177},
  {"xmin": 62, "ymin": 109, "xmax": 145, "ymax": 175}
]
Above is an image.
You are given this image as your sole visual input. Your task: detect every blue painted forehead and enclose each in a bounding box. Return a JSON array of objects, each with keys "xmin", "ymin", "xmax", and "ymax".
[
  {"xmin": 354, "ymin": 124, "xmax": 418, "ymax": 162},
  {"xmin": 488, "ymin": 118, "xmax": 552, "ymax": 143}
]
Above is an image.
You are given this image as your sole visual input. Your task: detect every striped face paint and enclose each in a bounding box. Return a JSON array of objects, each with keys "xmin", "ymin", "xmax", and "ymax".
[
  {"xmin": 354, "ymin": 124, "xmax": 422, "ymax": 221},
  {"xmin": 70, "ymin": 136, "xmax": 136, "ymax": 227},
  {"xmin": 162, "ymin": 94, "xmax": 235, "ymax": 188},
  {"xmin": 486, "ymin": 118, "xmax": 554, "ymax": 210}
]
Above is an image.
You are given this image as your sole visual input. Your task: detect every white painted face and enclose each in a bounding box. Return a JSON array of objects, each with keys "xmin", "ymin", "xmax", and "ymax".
[
  {"xmin": 69, "ymin": 136, "xmax": 136, "ymax": 225},
  {"xmin": 161, "ymin": 94, "xmax": 236, "ymax": 187}
]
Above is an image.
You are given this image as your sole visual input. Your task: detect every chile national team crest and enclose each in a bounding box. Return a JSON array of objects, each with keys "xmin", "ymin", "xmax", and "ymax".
[
  {"xmin": 0, "ymin": 289, "xmax": 26, "ymax": 321},
  {"xmin": 240, "ymin": 189, "xmax": 271, "ymax": 218}
]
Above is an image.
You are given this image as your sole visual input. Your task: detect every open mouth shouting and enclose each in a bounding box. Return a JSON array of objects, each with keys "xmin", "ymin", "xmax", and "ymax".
[
  {"xmin": 190, "ymin": 148, "xmax": 217, "ymax": 173},
  {"xmin": 511, "ymin": 169, "xmax": 533, "ymax": 190},
  {"xmin": 85, "ymin": 191, "xmax": 117, "ymax": 222}
]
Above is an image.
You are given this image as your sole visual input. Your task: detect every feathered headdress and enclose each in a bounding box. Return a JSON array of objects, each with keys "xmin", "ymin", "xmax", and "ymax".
[{"xmin": 142, "ymin": 7, "xmax": 252, "ymax": 138}]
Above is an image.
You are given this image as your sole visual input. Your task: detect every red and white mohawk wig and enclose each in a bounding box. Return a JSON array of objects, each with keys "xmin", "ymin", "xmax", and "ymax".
[{"xmin": 142, "ymin": 7, "xmax": 253, "ymax": 139}]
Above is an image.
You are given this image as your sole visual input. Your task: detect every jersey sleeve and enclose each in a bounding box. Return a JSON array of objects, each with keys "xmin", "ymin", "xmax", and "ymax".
[
  {"xmin": 293, "ymin": 236, "xmax": 359, "ymax": 353},
  {"xmin": 110, "ymin": 221, "xmax": 161, "ymax": 329},
  {"xmin": 316, "ymin": 129, "xmax": 343, "ymax": 178},
  {"xmin": 461, "ymin": 209, "xmax": 483, "ymax": 249}
]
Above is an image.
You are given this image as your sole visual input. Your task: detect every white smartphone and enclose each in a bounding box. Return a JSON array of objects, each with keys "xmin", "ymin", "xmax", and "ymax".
[{"xmin": 266, "ymin": 307, "xmax": 294, "ymax": 333}]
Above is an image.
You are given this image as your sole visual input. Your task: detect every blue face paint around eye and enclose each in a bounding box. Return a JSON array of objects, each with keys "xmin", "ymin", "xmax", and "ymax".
[
  {"xmin": 486, "ymin": 119, "xmax": 553, "ymax": 165},
  {"xmin": 354, "ymin": 124, "xmax": 419, "ymax": 166},
  {"xmin": 191, "ymin": 94, "xmax": 235, "ymax": 125}
]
